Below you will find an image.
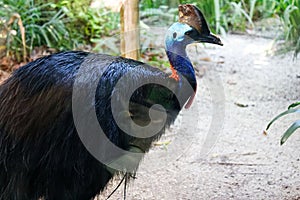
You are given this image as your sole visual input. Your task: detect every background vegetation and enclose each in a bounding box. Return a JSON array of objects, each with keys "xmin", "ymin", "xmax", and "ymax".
[
  {"xmin": 179, "ymin": 0, "xmax": 300, "ymax": 55},
  {"xmin": 0, "ymin": 0, "xmax": 119, "ymax": 62},
  {"xmin": 0, "ymin": 0, "xmax": 299, "ymax": 63}
]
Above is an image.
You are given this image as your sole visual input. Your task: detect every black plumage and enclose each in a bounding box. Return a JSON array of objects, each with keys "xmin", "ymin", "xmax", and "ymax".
[
  {"xmin": 0, "ymin": 51, "xmax": 188, "ymax": 200},
  {"xmin": 0, "ymin": 11, "xmax": 222, "ymax": 199}
]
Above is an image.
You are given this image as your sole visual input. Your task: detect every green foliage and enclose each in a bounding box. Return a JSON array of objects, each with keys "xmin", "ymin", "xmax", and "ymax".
[
  {"xmin": 140, "ymin": 6, "xmax": 178, "ymax": 26},
  {"xmin": 0, "ymin": 0, "xmax": 70, "ymax": 61},
  {"xmin": 178, "ymin": 0, "xmax": 258, "ymax": 33},
  {"xmin": 155, "ymin": 0, "xmax": 300, "ymax": 56},
  {"xmin": 57, "ymin": 1, "xmax": 120, "ymax": 42},
  {"xmin": 280, "ymin": 0, "xmax": 300, "ymax": 56},
  {"xmin": 140, "ymin": 0, "xmax": 171, "ymax": 10},
  {"xmin": 266, "ymin": 102, "xmax": 300, "ymax": 145},
  {"xmin": 0, "ymin": 0, "xmax": 120, "ymax": 61},
  {"xmin": 255, "ymin": 0, "xmax": 300, "ymax": 56},
  {"xmin": 2, "ymin": 0, "xmax": 299, "ymax": 60}
]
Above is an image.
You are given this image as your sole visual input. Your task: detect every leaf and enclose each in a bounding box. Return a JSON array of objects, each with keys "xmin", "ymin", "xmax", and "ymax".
[
  {"xmin": 288, "ymin": 102, "xmax": 300, "ymax": 109},
  {"xmin": 234, "ymin": 102, "xmax": 249, "ymax": 108},
  {"xmin": 46, "ymin": 26, "xmax": 58, "ymax": 43},
  {"xmin": 281, "ymin": 120, "xmax": 300, "ymax": 145},
  {"xmin": 266, "ymin": 108, "xmax": 300, "ymax": 130},
  {"xmin": 249, "ymin": 0, "xmax": 257, "ymax": 21},
  {"xmin": 39, "ymin": 28, "xmax": 51, "ymax": 47}
]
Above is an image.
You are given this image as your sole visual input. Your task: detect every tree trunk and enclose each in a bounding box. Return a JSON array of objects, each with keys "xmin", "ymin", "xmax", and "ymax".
[{"xmin": 120, "ymin": 0, "xmax": 140, "ymax": 60}]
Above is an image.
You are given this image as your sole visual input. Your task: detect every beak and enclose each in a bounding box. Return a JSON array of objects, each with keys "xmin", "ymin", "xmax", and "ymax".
[
  {"xmin": 188, "ymin": 27, "xmax": 223, "ymax": 46},
  {"xmin": 200, "ymin": 33, "xmax": 223, "ymax": 46}
]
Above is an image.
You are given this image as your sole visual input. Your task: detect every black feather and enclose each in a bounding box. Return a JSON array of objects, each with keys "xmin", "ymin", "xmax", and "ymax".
[{"xmin": 0, "ymin": 51, "xmax": 191, "ymax": 200}]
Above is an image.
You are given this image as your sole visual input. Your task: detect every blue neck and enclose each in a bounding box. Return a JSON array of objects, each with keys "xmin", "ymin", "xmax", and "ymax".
[{"xmin": 166, "ymin": 46, "xmax": 196, "ymax": 87}]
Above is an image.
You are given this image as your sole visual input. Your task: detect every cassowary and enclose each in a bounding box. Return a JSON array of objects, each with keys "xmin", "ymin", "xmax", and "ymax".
[{"xmin": 0, "ymin": 8, "xmax": 222, "ymax": 200}]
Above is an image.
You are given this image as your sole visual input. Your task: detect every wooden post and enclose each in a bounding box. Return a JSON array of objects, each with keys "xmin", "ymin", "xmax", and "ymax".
[{"xmin": 120, "ymin": 0, "xmax": 140, "ymax": 60}]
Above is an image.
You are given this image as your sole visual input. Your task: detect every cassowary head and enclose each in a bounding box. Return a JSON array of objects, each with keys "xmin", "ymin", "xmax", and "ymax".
[
  {"xmin": 166, "ymin": 3, "xmax": 223, "ymax": 49},
  {"xmin": 165, "ymin": 22, "xmax": 223, "ymax": 50}
]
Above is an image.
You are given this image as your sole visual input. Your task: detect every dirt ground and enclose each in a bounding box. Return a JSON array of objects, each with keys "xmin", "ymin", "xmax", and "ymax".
[{"xmin": 98, "ymin": 34, "xmax": 300, "ymax": 199}]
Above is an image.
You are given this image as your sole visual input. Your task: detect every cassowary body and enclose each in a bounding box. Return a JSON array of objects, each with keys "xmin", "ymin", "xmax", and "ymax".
[{"xmin": 0, "ymin": 22, "xmax": 222, "ymax": 199}]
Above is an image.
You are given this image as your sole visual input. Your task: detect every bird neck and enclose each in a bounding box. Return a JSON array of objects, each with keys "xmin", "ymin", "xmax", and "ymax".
[
  {"xmin": 166, "ymin": 47, "xmax": 196, "ymax": 86},
  {"xmin": 166, "ymin": 46, "xmax": 197, "ymax": 109}
]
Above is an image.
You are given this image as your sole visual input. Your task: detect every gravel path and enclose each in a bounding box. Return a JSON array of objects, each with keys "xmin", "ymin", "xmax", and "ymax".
[{"xmin": 99, "ymin": 34, "xmax": 300, "ymax": 200}]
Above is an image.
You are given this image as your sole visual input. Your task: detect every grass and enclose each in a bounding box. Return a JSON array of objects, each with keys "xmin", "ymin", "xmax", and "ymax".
[
  {"xmin": 281, "ymin": 0, "xmax": 300, "ymax": 56},
  {"xmin": 0, "ymin": 0, "xmax": 70, "ymax": 62},
  {"xmin": 0, "ymin": 0, "xmax": 120, "ymax": 62}
]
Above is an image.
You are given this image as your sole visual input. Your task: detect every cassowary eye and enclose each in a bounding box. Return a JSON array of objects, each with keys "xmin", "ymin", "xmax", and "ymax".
[
  {"xmin": 185, "ymin": 30, "xmax": 192, "ymax": 36},
  {"xmin": 173, "ymin": 32, "xmax": 177, "ymax": 39}
]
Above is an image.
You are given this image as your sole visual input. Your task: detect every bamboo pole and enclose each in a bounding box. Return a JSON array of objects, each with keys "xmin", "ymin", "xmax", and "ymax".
[{"xmin": 120, "ymin": 0, "xmax": 140, "ymax": 60}]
